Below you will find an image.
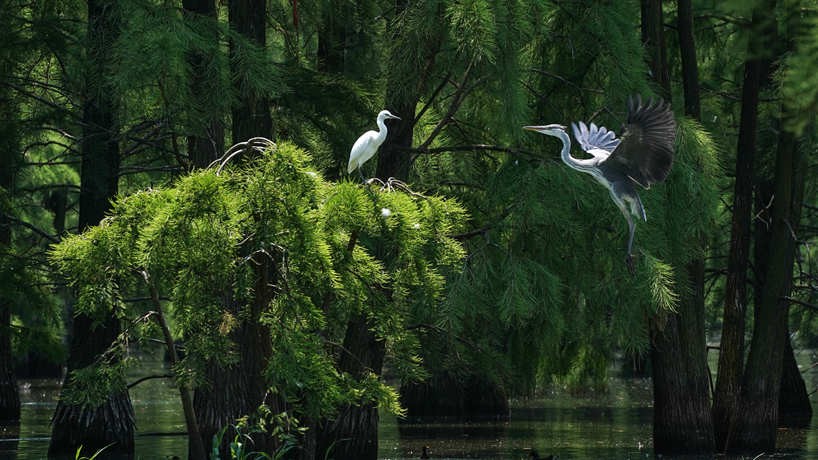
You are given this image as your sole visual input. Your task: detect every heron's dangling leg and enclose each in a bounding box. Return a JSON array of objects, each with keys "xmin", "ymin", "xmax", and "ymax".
[
  {"xmin": 358, "ymin": 167, "xmax": 366, "ymax": 183},
  {"xmin": 625, "ymin": 214, "xmax": 636, "ymax": 275},
  {"xmin": 611, "ymin": 191, "xmax": 637, "ymax": 275}
]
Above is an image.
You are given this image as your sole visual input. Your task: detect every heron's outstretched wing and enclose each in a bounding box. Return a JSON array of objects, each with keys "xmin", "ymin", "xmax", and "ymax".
[
  {"xmin": 600, "ymin": 95, "xmax": 676, "ymax": 189},
  {"xmin": 571, "ymin": 121, "xmax": 620, "ymax": 160}
]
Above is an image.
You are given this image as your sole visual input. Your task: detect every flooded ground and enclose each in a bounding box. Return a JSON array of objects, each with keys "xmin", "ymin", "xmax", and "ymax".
[{"xmin": 2, "ymin": 352, "xmax": 818, "ymax": 459}]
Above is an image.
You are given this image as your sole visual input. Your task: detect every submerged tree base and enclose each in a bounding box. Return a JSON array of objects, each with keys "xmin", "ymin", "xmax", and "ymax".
[
  {"xmin": 400, "ymin": 371, "xmax": 509, "ymax": 422},
  {"xmin": 48, "ymin": 392, "xmax": 135, "ymax": 459}
]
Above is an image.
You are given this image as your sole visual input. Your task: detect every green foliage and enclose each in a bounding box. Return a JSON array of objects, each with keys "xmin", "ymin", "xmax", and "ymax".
[
  {"xmin": 51, "ymin": 141, "xmax": 466, "ymax": 433},
  {"xmin": 73, "ymin": 443, "xmax": 115, "ymax": 460}
]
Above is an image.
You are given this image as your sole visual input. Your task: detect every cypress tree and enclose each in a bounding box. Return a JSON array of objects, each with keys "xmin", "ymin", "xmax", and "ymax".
[
  {"xmin": 0, "ymin": 0, "xmax": 24, "ymax": 423},
  {"xmin": 49, "ymin": 0, "xmax": 135, "ymax": 456},
  {"xmin": 712, "ymin": 0, "xmax": 777, "ymax": 449}
]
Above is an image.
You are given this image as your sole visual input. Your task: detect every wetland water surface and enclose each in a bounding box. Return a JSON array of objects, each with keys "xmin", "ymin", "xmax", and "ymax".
[{"xmin": 2, "ymin": 357, "xmax": 818, "ymax": 459}]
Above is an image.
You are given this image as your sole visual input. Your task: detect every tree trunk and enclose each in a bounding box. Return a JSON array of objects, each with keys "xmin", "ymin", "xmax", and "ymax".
[
  {"xmin": 0, "ymin": 307, "xmax": 18, "ymax": 423},
  {"xmin": 731, "ymin": 118, "xmax": 801, "ymax": 452},
  {"xmin": 375, "ymin": 100, "xmax": 415, "ymax": 181},
  {"xmin": 779, "ymin": 328, "xmax": 812, "ymax": 428},
  {"xmin": 50, "ymin": 317, "xmax": 135, "ymax": 459},
  {"xmin": 677, "ymin": 0, "xmax": 699, "ymax": 118},
  {"xmin": 317, "ymin": 316, "xmax": 386, "ymax": 460},
  {"xmin": 183, "ymin": 0, "xmax": 224, "ymax": 168},
  {"xmin": 229, "ymin": 0, "xmax": 272, "ymax": 143},
  {"xmin": 642, "ymin": 0, "xmax": 714, "ymax": 453},
  {"xmin": 316, "ymin": 2, "xmax": 346, "ymax": 74},
  {"xmin": 650, "ymin": 309, "xmax": 714, "ymax": 453},
  {"xmin": 751, "ymin": 141, "xmax": 810, "ymax": 433},
  {"xmin": 0, "ymin": 59, "xmax": 20, "ymax": 423},
  {"xmin": 49, "ymin": 0, "xmax": 134, "ymax": 456},
  {"xmin": 400, "ymin": 370, "xmax": 509, "ymax": 421},
  {"xmin": 712, "ymin": 2, "xmax": 776, "ymax": 450},
  {"xmin": 640, "ymin": 0, "xmax": 670, "ymax": 98},
  {"xmin": 193, "ymin": 252, "xmax": 276, "ymax": 458},
  {"xmin": 782, "ymin": 148, "xmax": 811, "ymax": 430}
]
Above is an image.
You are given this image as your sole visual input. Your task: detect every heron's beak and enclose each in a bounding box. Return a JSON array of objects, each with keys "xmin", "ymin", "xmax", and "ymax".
[
  {"xmin": 523, "ymin": 124, "xmax": 564, "ymax": 133},
  {"xmin": 388, "ymin": 115, "xmax": 401, "ymax": 121}
]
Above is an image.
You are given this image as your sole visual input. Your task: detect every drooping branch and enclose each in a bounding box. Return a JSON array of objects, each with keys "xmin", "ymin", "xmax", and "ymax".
[
  {"xmin": 138, "ymin": 270, "xmax": 207, "ymax": 460},
  {"xmin": 126, "ymin": 374, "xmax": 174, "ymax": 390}
]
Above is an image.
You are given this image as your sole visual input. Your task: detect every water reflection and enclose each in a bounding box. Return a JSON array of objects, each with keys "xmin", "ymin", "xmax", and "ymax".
[
  {"xmin": 1, "ymin": 355, "xmax": 818, "ymax": 459},
  {"xmin": 380, "ymin": 378, "xmax": 655, "ymax": 459}
]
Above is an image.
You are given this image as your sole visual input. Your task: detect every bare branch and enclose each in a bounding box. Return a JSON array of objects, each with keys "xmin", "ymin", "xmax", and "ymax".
[{"xmin": 127, "ymin": 374, "xmax": 173, "ymax": 389}]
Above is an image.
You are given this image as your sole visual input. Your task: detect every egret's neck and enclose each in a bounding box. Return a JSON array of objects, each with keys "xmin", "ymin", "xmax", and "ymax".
[{"xmin": 376, "ymin": 116, "xmax": 389, "ymax": 143}]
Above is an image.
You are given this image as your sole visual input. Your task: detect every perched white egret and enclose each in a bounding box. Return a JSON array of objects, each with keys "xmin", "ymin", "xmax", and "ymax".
[{"xmin": 348, "ymin": 110, "xmax": 401, "ymax": 177}]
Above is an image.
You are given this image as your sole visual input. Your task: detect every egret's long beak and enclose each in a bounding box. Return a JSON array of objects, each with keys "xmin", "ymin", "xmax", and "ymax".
[
  {"xmin": 523, "ymin": 125, "xmax": 546, "ymax": 132},
  {"xmin": 388, "ymin": 115, "xmax": 402, "ymax": 121}
]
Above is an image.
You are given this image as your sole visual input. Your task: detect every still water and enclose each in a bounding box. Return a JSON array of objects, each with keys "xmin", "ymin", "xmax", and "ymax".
[{"xmin": 2, "ymin": 356, "xmax": 818, "ymax": 459}]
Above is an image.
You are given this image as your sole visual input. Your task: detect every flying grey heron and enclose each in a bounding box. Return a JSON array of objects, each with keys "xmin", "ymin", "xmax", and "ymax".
[
  {"xmin": 348, "ymin": 109, "xmax": 401, "ymax": 178},
  {"xmin": 524, "ymin": 96, "xmax": 676, "ymax": 272}
]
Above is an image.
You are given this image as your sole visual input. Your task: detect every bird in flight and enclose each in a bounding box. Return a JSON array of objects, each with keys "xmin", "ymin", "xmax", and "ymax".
[
  {"xmin": 348, "ymin": 109, "xmax": 401, "ymax": 179},
  {"xmin": 524, "ymin": 96, "xmax": 676, "ymax": 272}
]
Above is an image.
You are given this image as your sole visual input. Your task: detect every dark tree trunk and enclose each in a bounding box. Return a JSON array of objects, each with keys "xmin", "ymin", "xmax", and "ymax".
[
  {"xmin": 779, "ymin": 329, "xmax": 812, "ymax": 428},
  {"xmin": 778, "ymin": 149, "xmax": 812, "ymax": 428},
  {"xmin": 50, "ymin": 316, "xmax": 135, "ymax": 459},
  {"xmin": 712, "ymin": 2, "xmax": 776, "ymax": 450},
  {"xmin": 650, "ymin": 308, "xmax": 714, "ymax": 453},
  {"xmin": 640, "ymin": 0, "xmax": 670, "ymax": 98},
  {"xmin": 641, "ymin": 0, "xmax": 713, "ymax": 453},
  {"xmin": 375, "ymin": 100, "xmax": 415, "ymax": 181},
  {"xmin": 317, "ymin": 316, "xmax": 385, "ymax": 460},
  {"xmin": 316, "ymin": 2, "xmax": 346, "ymax": 74},
  {"xmin": 229, "ymin": 0, "xmax": 272, "ymax": 143},
  {"xmin": 0, "ymin": 307, "xmax": 18, "ymax": 423},
  {"xmin": 193, "ymin": 251, "xmax": 276, "ymax": 458},
  {"xmin": 751, "ymin": 145, "xmax": 810, "ymax": 433},
  {"xmin": 400, "ymin": 371, "xmax": 509, "ymax": 421},
  {"xmin": 49, "ymin": 0, "xmax": 134, "ymax": 456},
  {"xmin": 183, "ymin": 0, "xmax": 224, "ymax": 168},
  {"xmin": 731, "ymin": 119, "xmax": 801, "ymax": 452},
  {"xmin": 0, "ymin": 68, "xmax": 20, "ymax": 423},
  {"xmin": 677, "ymin": 0, "xmax": 699, "ymax": 118}
]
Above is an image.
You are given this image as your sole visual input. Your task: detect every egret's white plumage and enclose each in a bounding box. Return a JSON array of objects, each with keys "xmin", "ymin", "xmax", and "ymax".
[{"xmin": 348, "ymin": 110, "xmax": 401, "ymax": 174}]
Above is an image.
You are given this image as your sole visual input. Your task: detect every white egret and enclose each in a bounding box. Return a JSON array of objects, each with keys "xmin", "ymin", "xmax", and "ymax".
[{"xmin": 348, "ymin": 110, "xmax": 401, "ymax": 177}]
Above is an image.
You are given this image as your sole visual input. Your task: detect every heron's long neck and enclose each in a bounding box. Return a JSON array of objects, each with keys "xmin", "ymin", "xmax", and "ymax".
[{"xmin": 556, "ymin": 130, "xmax": 597, "ymax": 175}]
